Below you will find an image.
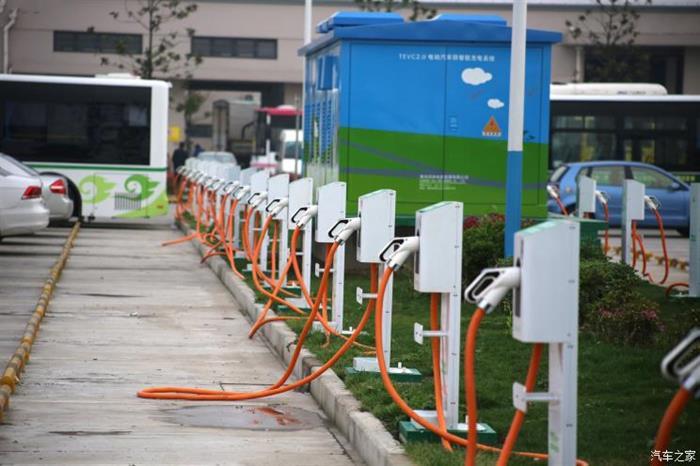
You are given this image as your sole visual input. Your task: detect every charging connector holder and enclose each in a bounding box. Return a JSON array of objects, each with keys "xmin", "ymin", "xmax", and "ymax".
[
  {"xmin": 645, "ymin": 195, "xmax": 662, "ymax": 211},
  {"xmin": 661, "ymin": 328, "xmax": 700, "ymax": 396},
  {"xmin": 546, "ymin": 184, "xmax": 560, "ymax": 200},
  {"xmin": 464, "ymin": 267, "xmax": 520, "ymax": 313}
]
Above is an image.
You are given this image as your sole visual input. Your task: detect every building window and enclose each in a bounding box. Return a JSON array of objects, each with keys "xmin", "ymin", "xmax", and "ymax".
[
  {"xmin": 191, "ymin": 36, "xmax": 277, "ymax": 59},
  {"xmin": 54, "ymin": 31, "xmax": 142, "ymax": 54},
  {"xmin": 583, "ymin": 46, "xmax": 684, "ymax": 94}
]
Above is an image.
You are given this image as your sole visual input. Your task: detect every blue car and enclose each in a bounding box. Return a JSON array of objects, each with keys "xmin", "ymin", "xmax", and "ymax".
[{"xmin": 547, "ymin": 161, "xmax": 691, "ymax": 236}]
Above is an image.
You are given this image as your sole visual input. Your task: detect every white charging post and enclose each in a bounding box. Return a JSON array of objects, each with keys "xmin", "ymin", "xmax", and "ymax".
[
  {"xmin": 248, "ymin": 170, "xmax": 270, "ymax": 272},
  {"xmin": 314, "ymin": 182, "xmax": 346, "ymax": 331},
  {"xmin": 266, "ymin": 174, "xmax": 290, "ymax": 282},
  {"xmin": 621, "ymin": 179, "xmax": 645, "ymax": 265},
  {"xmin": 233, "ymin": 167, "xmax": 258, "ymax": 256},
  {"xmin": 414, "ymin": 202, "xmax": 463, "ymax": 428},
  {"xmin": 463, "ymin": 220, "xmax": 580, "ymax": 457},
  {"xmin": 220, "ymin": 164, "xmax": 241, "ymax": 230},
  {"xmin": 689, "ymin": 183, "xmax": 699, "ymax": 297},
  {"xmin": 513, "ymin": 221, "xmax": 579, "ymax": 465},
  {"xmin": 286, "ymin": 177, "xmax": 314, "ymax": 306},
  {"xmin": 331, "ymin": 190, "xmax": 421, "ymax": 380},
  {"xmin": 577, "ymin": 175, "xmax": 596, "ymax": 218}
]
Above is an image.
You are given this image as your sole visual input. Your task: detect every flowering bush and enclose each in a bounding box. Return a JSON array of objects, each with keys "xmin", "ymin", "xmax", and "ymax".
[{"xmin": 579, "ymin": 260, "xmax": 662, "ymax": 345}]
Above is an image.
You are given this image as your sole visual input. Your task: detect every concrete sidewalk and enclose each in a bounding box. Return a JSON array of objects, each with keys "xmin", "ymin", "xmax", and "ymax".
[{"xmin": 0, "ymin": 225, "xmax": 360, "ymax": 465}]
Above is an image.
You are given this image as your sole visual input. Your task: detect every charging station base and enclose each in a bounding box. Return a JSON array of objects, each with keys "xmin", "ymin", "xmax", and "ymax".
[
  {"xmin": 398, "ymin": 420, "xmax": 497, "ymax": 445},
  {"xmin": 345, "ymin": 357, "xmax": 421, "ymax": 382},
  {"xmin": 345, "ymin": 366, "xmax": 422, "ymax": 383}
]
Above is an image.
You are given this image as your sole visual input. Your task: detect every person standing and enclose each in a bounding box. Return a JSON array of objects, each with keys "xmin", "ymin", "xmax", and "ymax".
[{"xmin": 172, "ymin": 142, "xmax": 189, "ymax": 171}]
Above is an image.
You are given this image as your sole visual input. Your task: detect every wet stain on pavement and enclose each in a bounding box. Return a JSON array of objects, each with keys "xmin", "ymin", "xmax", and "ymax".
[
  {"xmin": 160, "ymin": 404, "xmax": 322, "ymax": 431},
  {"xmin": 50, "ymin": 430, "xmax": 131, "ymax": 436}
]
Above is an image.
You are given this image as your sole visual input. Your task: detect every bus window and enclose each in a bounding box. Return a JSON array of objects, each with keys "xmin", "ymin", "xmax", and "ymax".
[
  {"xmin": 551, "ymin": 132, "xmax": 616, "ymax": 165},
  {"xmin": 0, "ymin": 81, "xmax": 151, "ymax": 166},
  {"xmin": 590, "ymin": 165, "xmax": 625, "ymax": 187},
  {"xmin": 631, "ymin": 166, "xmax": 675, "ymax": 189}
]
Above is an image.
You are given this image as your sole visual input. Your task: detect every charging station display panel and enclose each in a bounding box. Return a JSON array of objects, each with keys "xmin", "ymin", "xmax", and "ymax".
[
  {"xmin": 239, "ymin": 167, "xmax": 257, "ymax": 187},
  {"xmin": 288, "ymin": 177, "xmax": 314, "ymax": 227},
  {"xmin": 250, "ymin": 170, "xmax": 270, "ymax": 205},
  {"xmin": 357, "ymin": 189, "xmax": 395, "ymax": 263},
  {"xmin": 414, "ymin": 201, "xmax": 463, "ymax": 293},
  {"xmin": 513, "ymin": 221, "xmax": 579, "ymax": 343},
  {"xmin": 267, "ymin": 174, "xmax": 290, "ymax": 220},
  {"xmin": 316, "ymin": 182, "xmax": 346, "ymax": 243}
]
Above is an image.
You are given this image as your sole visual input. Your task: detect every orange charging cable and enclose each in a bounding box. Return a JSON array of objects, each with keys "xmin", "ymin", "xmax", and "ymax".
[
  {"xmin": 138, "ymin": 251, "xmax": 379, "ymax": 402},
  {"xmin": 496, "ymin": 344, "xmax": 544, "ymax": 465},
  {"xmin": 651, "ymin": 387, "xmax": 692, "ymax": 466},
  {"xmin": 372, "ymin": 267, "xmax": 589, "ymax": 466}
]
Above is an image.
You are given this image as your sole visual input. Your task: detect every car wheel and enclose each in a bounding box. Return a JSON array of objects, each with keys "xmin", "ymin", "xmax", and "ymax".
[
  {"xmin": 677, "ymin": 227, "xmax": 690, "ymax": 238},
  {"xmin": 65, "ymin": 179, "xmax": 82, "ymax": 219}
]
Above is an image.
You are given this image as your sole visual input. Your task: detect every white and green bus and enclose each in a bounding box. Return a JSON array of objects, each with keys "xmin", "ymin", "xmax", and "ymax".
[{"xmin": 0, "ymin": 73, "xmax": 170, "ymax": 220}]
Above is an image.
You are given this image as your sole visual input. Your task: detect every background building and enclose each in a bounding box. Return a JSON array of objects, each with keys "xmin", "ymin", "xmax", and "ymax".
[{"xmin": 0, "ymin": 0, "xmax": 698, "ymax": 154}]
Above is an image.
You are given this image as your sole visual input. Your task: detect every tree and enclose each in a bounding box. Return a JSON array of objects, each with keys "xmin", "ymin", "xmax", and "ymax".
[
  {"xmin": 354, "ymin": 0, "xmax": 437, "ymax": 21},
  {"xmin": 176, "ymin": 90, "xmax": 211, "ymax": 144},
  {"xmin": 566, "ymin": 0, "xmax": 652, "ymax": 82},
  {"xmin": 95, "ymin": 0, "xmax": 202, "ymax": 79}
]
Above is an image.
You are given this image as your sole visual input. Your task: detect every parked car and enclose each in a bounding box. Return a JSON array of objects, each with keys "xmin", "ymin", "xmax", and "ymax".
[
  {"xmin": 0, "ymin": 165, "xmax": 49, "ymax": 239},
  {"xmin": 548, "ymin": 161, "xmax": 691, "ymax": 236},
  {"xmin": 0, "ymin": 154, "xmax": 73, "ymax": 221},
  {"xmin": 197, "ymin": 151, "xmax": 238, "ymax": 164}
]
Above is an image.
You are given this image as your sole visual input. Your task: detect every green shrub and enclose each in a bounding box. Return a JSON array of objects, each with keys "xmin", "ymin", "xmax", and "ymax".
[
  {"xmin": 579, "ymin": 260, "xmax": 662, "ymax": 345},
  {"xmin": 461, "ymin": 215, "xmax": 662, "ymax": 346},
  {"xmin": 462, "ymin": 214, "xmax": 506, "ymax": 285}
]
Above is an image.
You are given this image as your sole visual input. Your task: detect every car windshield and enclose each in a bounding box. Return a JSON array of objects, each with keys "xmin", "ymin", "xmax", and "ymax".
[
  {"xmin": 549, "ymin": 165, "xmax": 568, "ymax": 183},
  {"xmin": 0, "ymin": 154, "xmax": 39, "ymax": 177}
]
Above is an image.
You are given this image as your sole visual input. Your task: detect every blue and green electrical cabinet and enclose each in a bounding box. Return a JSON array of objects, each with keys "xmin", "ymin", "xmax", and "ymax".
[{"xmin": 299, "ymin": 12, "xmax": 561, "ymax": 221}]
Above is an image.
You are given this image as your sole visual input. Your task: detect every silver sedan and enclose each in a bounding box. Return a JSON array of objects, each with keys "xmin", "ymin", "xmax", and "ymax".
[
  {"xmin": 0, "ymin": 166, "xmax": 49, "ymax": 238},
  {"xmin": 0, "ymin": 154, "xmax": 73, "ymax": 221}
]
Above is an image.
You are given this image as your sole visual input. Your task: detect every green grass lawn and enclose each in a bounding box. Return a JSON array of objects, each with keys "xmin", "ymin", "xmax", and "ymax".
[
  {"xmin": 184, "ymin": 213, "xmax": 700, "ymax": 465},
  {"xmin": 275, "ymin": 266, "xmax": 698, "ymax": 466}
]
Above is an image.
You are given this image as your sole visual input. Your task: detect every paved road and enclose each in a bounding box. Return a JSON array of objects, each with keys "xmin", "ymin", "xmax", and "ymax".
[
  {"xmin": 0, "ymin": 225, "xmax": 360, "ymax": 465},
  {"xmin": 0, "ymin": 229, "xmax": 72, "ymax": 367},
  {"xmin": 606, "ymin": 228, "xmax": 690, "ymax": 286}
]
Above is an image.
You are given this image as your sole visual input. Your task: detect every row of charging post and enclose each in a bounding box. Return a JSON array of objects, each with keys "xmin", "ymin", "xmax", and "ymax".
[
  {"xmin": 176, "ymin": 156, "xmax": 579, "ymax": 464},
  {"xmin": 553, "ymin": 174, "xmax": 699, "ymax": 297},
  {"xmin": 174, "ymin": 158, "xmax": 697, "ymax": 466}
]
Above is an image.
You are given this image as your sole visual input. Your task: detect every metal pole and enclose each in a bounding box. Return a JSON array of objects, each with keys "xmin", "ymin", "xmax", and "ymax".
[
  {"xmin": 294, "ymin": 95, "xmax": 301, "ymax": 176},
  {"xmin": 690, "ymin": 183, "xmax": 699, "ymax": 297},
  {"xmin": 504, "ymin": 0, "xmax": 527, "ymax": 257},
  {"xmin": 301, "ymin": 0, "xmax": 312, "ymax": 178},
  {"xmin": 304, "ymin": 0, "xmax": 312, "ymax": 45}
]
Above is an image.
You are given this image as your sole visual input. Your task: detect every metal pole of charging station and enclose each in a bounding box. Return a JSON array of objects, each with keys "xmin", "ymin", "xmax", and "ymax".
[
  {"xmin": 577, "ymin": 175, "xmax": 596, "ymax": 218},
  {"xmin": 690, "ymin": 183, "xmax": 699, "ymax": 297},
  {"xmin": 621, "ymin": 179, "xmax": 645, "ymax": 266},
  {"xmin": 504, "ymin": 0, "xmax": 527, "ymax": 257},
  {"xmin": 287, "ymin": 177, "xmax": 314, "ymax": 308},
  {"xmin": 315, "ymin": 182, "xmax": 346, "ymax": 331},
  {"xmin": 268, "ymin": 174, "xmax": 290, "ymax": 283}
]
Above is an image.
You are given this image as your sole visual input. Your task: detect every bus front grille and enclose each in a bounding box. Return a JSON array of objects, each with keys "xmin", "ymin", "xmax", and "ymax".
[{"xmin": 114, "ymin": 193, "xmax": 142, "ymax": 211}]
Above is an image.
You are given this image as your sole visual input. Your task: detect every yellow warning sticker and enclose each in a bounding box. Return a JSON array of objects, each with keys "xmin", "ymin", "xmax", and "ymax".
[{"xmin": 482, "ymin": 116, "xmax": 502, "ymax": 137}]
